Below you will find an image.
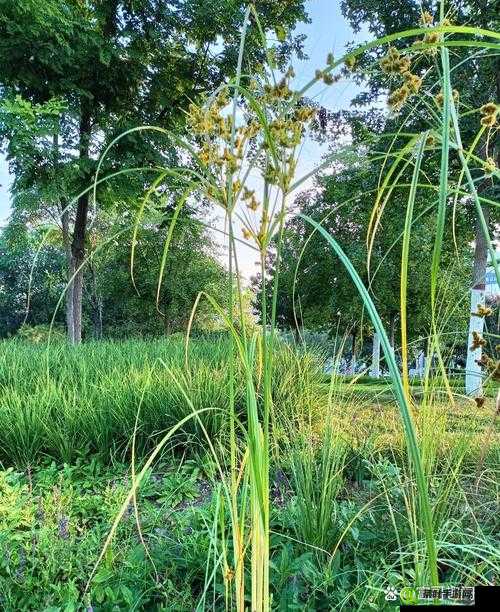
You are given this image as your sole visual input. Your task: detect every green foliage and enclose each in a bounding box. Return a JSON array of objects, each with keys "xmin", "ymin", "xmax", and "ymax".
[
  {"xmin": 288, "ymin": 426, "xmax": 348, "ymax": 553},
  {"xmin": 1, "ymin": 418, "xmax": 497, "ymax": 610},
  {"xmin": 91, "ymin": 215, "xmax": 232, "ymax": 337},
  {"xmin": 0, "ymin": 229, "xmax": 67, "ymax": 337},
  {"xmin": 15, "ymin": 324, "xmax": 66, "ymax": 344},
  {"xmin": 0, "ymin": 338, "xmax": 325, "ymax": 466},
  {"xmin": 260, "ymin": 123, "xmax": 473, "ymax": 349},
  {"xmin": 0, "ymin": 2, "xmax": 499, "ymax": 609},
  {"xmin": 0, "ymin": 459, "xmax": 215, "ymax": 611},
  {"xmin": 0, "ymin": 95, "xmax": 64, "ymax": 159},
  {"xmin": 0, "ymin": 0, "xmax": 309, "ymax": 342},
  {"xmin": 0, "ymin": 217, "xmax": 231, "ymax": 338},
  {"xmin": 339, "ymin": 0, "xmax": 499, "ymax": 267}
]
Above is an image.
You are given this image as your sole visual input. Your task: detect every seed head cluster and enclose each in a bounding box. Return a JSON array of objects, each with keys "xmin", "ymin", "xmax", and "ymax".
[
  {"xmin": 434, "ymin": 88, "xmax": 459, "ymax": 108},
  {"xmin": 383, "ymin": 47, "xmax": 423, "ymax": 112},
  {"xmin": 470, "ymin": 311, "xmax": 500, "ymax": 381},
  {"xmin": 344, "ymin": 56, "xmax": 356, "ymax": 71},
  {"xmin": 475, "ymin": 304, "xmax": 493, "ymax": 318},
  {"xmin": 413, "ymin": 12, "xmax": 450, "ymax": 55},
  {"xmin": 470, "ymin": 330, "xmax": 487, "ymax": 351},
  {"xmin": 480, "ymin": 102, "xmax": 498, "ymax": 128},
  {"xmin": 484, "ymin": 157, "xmax": 497, "ymax": 176},
  {"xmin": 314, "ymin": 52, "xmax": 343, "ymax": 86},
  {"xmin": 380, "ymin": 47, "xmax": 411, "ymax": 75},
  {"xmin": 187, "ymin": 71, "xmax": 318, "ymax": 251},
  {"xmin": 420, "ymin": 11, "xmax": 434, "ymax": 26},
  {"xmin": 476, "ymin": 353, "xmax": 500, "ymax": 382}
]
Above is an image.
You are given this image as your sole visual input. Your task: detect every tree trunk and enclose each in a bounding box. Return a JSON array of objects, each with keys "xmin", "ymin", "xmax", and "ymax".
[
  {"xmin": 465, "ymin": 60, "xmax": 498, "ymax": 395},
  {"xmin": 163, "ymin": 315, "xmax": 172, "ymax": 336},
  {"xmin": 465, "ymin": 202, "xmax": 490, "ymax": 396},
  {"xmin": 70, "ymin": 103, "xmax": 92, "ymax": 344},
  {"xmin": 53, "ymin": 131, "xmax": 76, "ymax": 343},
  {"xmin": 61, "ymin": 202, "xmax": 75, "ymax": 342},
  {"xmin": 88, "ymin": 261, "xmax": 103, "ymax": 339},
  {"xmin": 71, "ymin": 196, "xmax": 88, "ymax": 344}
]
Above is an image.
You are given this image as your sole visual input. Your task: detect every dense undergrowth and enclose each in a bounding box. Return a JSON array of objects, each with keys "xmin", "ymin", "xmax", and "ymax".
[
  {"xmin": 0, "ymin": 339, "xmax": 498, "ymax": 610},
  {"xmin": 0, "ymin": 337, "xmax": 324, "ymax": 466},
  {"xmin": 1, "ymin": 454, "xmax": 497, "ymax": 611}
]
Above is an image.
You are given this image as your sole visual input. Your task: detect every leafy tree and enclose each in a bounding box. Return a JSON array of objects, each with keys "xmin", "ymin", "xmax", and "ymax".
[
  {"xmin": 339, "ymin": 0, "xmax": 499, "ymax": 259},
  {"xmin": 339, "ymin": 0, "xmax": 499, "ymax": 389},
  {"xmin": 0, "ymin": 0, "xmax": 308, "ymax": 342},
  {"xmin": 94, "ymin": 214, "xmax": 231, "ymax": 337},
  {"xmin": 0, "ymin": 224, "xmax": 66, "ymax": 337},
  {"xmin": 0, "ymin": 211, "xmax": 232, "ymax": 339},
  {"xmin": 257, "ymin": 1, "xmax": 497, "ymax": 379},
  {"xmin": 258, "ymin": 143, "xmax": 472, "ymax": 368}
]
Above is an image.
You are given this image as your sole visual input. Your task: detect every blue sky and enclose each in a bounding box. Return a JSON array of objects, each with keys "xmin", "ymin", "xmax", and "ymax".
[
  {"xmin": 0, "ymin": 159, "xmax": 9, "ymax": 223},
  {"xmin": 0, "ymin": 0, "xmax": 368, "ymax": 227}
]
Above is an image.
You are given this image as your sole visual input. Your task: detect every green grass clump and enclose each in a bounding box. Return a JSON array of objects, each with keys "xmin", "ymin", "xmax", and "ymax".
[
  {"xmin": 2, "ymin": 3, "xmax": 499, "ymax": 605},
  {"xmin": 0, "ymin": 338, "xmax": 498, "ymax": 610},
  {"xmin": 2, "ymin": 337, "xmax": 495, "ymax": 469},
  {"xmin": 0, "ymin": 337, "xmax": 325, "ymax": 466}
]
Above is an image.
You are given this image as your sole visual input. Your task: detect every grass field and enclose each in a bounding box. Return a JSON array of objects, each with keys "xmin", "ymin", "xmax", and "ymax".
[{"xmin": 0, "ymin": 338, "xmax": 498, "ymax": 610}]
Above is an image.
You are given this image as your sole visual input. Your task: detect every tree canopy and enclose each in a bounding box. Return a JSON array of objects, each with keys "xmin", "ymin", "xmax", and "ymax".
[{"xmin": 0, "ymin": 0, "xmax": 309, "ymax": 341}]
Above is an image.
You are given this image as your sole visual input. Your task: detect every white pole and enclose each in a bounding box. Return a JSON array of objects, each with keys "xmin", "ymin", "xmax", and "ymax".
[
  {"xmin": 417, "ymin": 350, "xmax": 425, "ymax": 378},
  {"xmin": 465, "ymin": 288, "xmax": 485, "ymax": 396},
  {"xmin": 371, "ymin": 332, "xmax": 381, "ymax": 378}
]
